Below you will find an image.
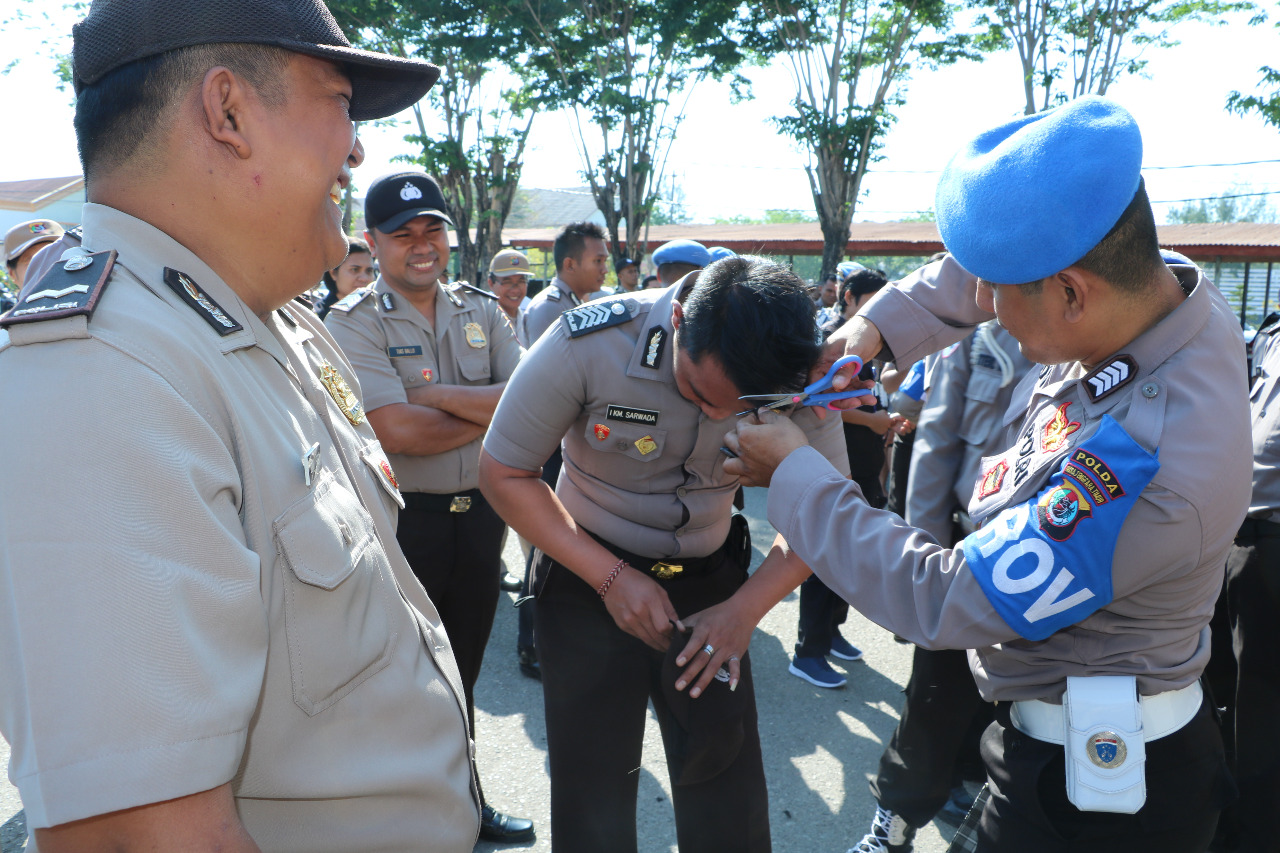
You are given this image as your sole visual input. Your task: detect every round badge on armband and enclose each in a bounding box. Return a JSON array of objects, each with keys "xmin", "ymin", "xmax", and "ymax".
[{"xmin": 1086, "ymin": 730, "xmax": 1127, "ymax": 768}]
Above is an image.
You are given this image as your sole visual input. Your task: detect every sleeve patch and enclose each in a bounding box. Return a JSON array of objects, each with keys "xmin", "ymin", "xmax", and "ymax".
[{"xmin": 960, "ymin": 415, "xmax": 1160, "ymax": 641}]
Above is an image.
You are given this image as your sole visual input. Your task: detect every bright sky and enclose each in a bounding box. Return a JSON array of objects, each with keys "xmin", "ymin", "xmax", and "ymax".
[{"xmin": 1, "ymin": 7, "xmax": 1277, "ymax": 224}]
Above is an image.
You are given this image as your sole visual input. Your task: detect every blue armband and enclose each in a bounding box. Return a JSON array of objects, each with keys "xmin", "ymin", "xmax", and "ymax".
[{"xmin": 960, "ymin": 415, "xmax": 1159, "ymax": 641}]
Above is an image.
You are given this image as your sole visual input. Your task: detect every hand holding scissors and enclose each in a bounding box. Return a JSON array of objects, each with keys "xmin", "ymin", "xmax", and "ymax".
[{"xmin": 735, "ymin": 355, "xmax": 876, "ymax": 417}]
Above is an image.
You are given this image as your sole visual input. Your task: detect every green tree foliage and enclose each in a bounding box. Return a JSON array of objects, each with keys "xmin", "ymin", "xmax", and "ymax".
[
  {"xmin": 972, "ymin": 0, "xmax": 1254, "ymax": 115},
  {"xmin": 1227, "ymin": 5, "xmax": 1280, "ymax": 129},
  {"xmin": 712, "ymin": 209, "xmax": 819, "ymax": 225},
  {"xmin": 740, "ymin": 0, "xmax": 974, "ymax": 280},
  {"xmin": 517, "ymin": 0, "xmax": 748, "ymax": 264},
  {"xmin": 331, "ymin": 0, "xmax": 536, "ymax": 286},
  {"xmin": 1166, "ymin": 187, "xmax": 1277, "ymax": 223}
]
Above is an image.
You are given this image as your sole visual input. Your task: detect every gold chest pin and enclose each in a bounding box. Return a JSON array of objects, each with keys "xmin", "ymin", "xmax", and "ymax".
[
  {"xmin": 319, "ymin": 362, "xmax": 365, "ymax": 425},
  {"xmin": 635, "ymin": 435, "xmax": 657, "ymax": 455},
  {"xmin": 464, "ymin": 322, "xmax": 487, "ymax": 348}
]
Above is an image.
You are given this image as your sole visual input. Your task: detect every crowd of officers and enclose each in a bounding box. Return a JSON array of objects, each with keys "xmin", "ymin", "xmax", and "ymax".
[{"xmin": 0, "ymin": 2, "xmax": 1275, "ymax": 852}]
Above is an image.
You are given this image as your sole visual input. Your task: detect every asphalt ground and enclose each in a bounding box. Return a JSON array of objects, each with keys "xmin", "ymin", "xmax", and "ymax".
[{"xmin": 0, "ymin": 486, "xmax": 957, "ymax": 853}]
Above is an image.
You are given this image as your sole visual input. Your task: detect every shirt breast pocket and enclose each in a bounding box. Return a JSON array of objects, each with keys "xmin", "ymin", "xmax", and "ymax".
[
  {"xmin": 273, "ymin": 471, "xmax": 396, "ymax": 716},
  {"xmin": 583, "ymin": 420, "xmax": 667, "ymax": 464},
  {"xmin": 458, "ymin": 353, "xmax": 491, "ymax": 383},
  {"xmin": 958, "ymin": 370, "xmax": 1004, "ymax": 445}
]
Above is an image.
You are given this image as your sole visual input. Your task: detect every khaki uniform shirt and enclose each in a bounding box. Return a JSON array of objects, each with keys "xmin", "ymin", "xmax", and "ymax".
[
  {"xmin": 1247, "ymin": 318, "xmax": 1280, "ymax": 519},
  {"xmin": 907, "ymin": 321, "xmax": 1034, "ymax": 543},
  {"xmin": 519, "ymin": 276, "xmax": 580, "ymax": 348},
  {"xmin": 485, "ymin": 279, "xmax": 850, "ymax": 559},
  {"xmin": 325, "ymin": 277, "xmax": 520, "ymax": 494},
  {"xmin": 767, "ymin": 256, "xmax": 1251, "ymax": 701},
  {"xmin": 0, "ymin": 204, "xmax": 478, "ymax": 851}
]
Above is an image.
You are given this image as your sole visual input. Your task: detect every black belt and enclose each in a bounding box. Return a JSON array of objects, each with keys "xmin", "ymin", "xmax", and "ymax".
[
  {"xmin": 586, "ymin": 529, "xmax": 727, "ymax": 581},
  {"xmin": 1238, "ymin": 516, "xmax": 1280, "ymax": 539},
  {"xmin": 402, "ymin": 488, "xmax": 483, "ymax": 513}
]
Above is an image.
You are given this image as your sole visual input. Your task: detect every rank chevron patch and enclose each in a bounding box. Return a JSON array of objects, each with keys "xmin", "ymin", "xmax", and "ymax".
[
  {"xmin": 561, "ymin": 299, "xmax": 633, "ymax": 338},
  {"xmin": 1083, "ymin": 355, "xmax": 1138, "ymax": 402}
]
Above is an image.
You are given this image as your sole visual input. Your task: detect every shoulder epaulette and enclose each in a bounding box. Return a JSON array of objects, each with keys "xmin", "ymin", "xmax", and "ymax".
[
  {"xmin": 443, "ymin": 282, "xmax": 465, "ymax": 308},
  {"xmin": 1257, "ymin": 311, "xmax": 1280, "ymax": 336},
  {"xmin": 452, "ymin": 281, "xmax": 498, "ymax": 301},
  {"xmin": 0, "ymin": 249, "xmax": 116, "ymax": 329},
  {"xmin": 329, "ymin": 287, "xmax": 373, "ymax": 314},
  {"xmin": 560, "ymin": 298, "xmax": 636, "ymax": 338},
  {"xmin": 546, "ymin": 287, "xmax": 562, "ymax": 302},
  {"xmin": 1082, "ymin": 354, "xmax": 1138, "ymax": 402}
]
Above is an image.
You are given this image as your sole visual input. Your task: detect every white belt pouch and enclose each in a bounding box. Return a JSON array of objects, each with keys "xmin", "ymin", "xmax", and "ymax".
[{"xmin": 1063, "ymin": 675, "xmax": 1145, "ymax": 813}]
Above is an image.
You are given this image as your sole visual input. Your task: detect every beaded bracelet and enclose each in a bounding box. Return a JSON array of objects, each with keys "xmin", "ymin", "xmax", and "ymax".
[{"xmin": 596, "ymin": 558, "xmax": 627, "ymax": 599}]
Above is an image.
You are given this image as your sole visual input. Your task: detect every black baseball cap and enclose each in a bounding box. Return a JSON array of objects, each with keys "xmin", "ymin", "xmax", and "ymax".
[
  {"xmin": 365, "ymin": 172, "xmax": 454, "ymax": 233},
  {"xmin": 614, "ymin": 257, "xmax": 638, "ymax": 273},
  {"xmin": 72, "ymin": 0, "xmax": 440, "ymax": 122}
]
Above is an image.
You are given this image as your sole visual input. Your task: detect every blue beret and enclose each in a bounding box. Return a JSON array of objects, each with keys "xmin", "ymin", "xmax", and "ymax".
[
  {"xmin": 1159, "ymin": 249, "xmax": 1193, "ymax": 266},
  {"xmin": 653, "ymin": 239, "xmax": 712, "ymax": 268},
  {"xmin": 935, "ymin": 96, "xmax": 1143, "ymax": 284},
  {"xmin": 708, "ymin": 246, "xmax": 737, "ymax": 262},
  {"xmin": 836, "ymin": 261, "xmax": 866, "ymax": 281}
]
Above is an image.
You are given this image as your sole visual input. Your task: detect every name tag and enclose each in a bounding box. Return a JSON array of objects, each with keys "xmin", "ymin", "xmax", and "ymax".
[
  {"xmin": 388, "ymin": 345, "xmax": 423, "ymax": 358},
  {"xmin": 607, "ymin": 404, "xmax": 659, "ymax": 425}
]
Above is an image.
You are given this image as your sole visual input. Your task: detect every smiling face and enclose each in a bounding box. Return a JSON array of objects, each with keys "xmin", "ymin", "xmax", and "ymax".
[
  {"xmin": 366, "ymin": 216, "xmax": 450, "ymax": 296},
  {"xmin": 258, "ymin": 55, "xmax": 364, "ymax": 278},
  {"xmin": 490, "ymin": 272, "xmax": 529, "ymax": 317}
]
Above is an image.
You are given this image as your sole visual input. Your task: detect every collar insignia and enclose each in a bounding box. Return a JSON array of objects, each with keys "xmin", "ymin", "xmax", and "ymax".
[
  {"xmin": 642, "ymin": 325, "xmax": 667, "ymax": 369},
  {"xmin": 1040, "ymin": 402, "xmax": 1081, "ymax": 453},
  {"xmin": 381, "ymin": 292, "xmax": 396, "ymax": 311},
  {"xmin": 164, "ymin": 268, "xmax": 243, "ymax": 336}
]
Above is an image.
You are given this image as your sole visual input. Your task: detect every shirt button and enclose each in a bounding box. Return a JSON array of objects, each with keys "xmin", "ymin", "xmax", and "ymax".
[
  {"xmin": 677, "ymin": 487, "xmax": 688, "ymax": 498},
  {"xmin": 1141, "ymin": 381, "xmax": 1159, "ymax": 398},
  {"xmin": 616, "ymin": 440, "xmax": 628, "ymax": 451}
]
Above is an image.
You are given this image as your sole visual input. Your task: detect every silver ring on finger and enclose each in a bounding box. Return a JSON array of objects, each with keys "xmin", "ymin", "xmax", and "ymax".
[
  {"xmin": 728, "ymin": 655, "xmax": 739, "ymax": 662},
  {"xmin": 701, "ymin": 643, "xmax": 715, "ymax": 656}
]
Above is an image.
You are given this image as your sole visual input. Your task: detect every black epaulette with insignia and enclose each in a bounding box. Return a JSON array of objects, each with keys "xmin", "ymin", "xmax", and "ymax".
[
  {"xmin": 329, "ymin": 287, "xmax": 373, "ymax": 313},
  {"xmin": 561, "ymin": 298, "xmax": 635, "ymax": 338},
  {"xmin": 1083, "ymin": 354, "xmax": 1138, "ymax": 402},
  {"xmin": 546, "ymin": 288, "xmax": 562, "ymax": 302},
  {"xmin": 164, "ymin": 268, "xmax": 244, "ymax": 336},
  {"xmin": 0, "ymin": 249, "xmax": 117, "ymax": 328}
]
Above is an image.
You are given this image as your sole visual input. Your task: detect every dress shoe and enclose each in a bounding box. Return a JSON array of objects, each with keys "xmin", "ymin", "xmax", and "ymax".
[
  {"xmin": 479, "ymin": 804, "xmax": 535, "ymax": 843},
  {"xmin": 499, "ymin": 572, "xmax": 524, "ymax": 592},
  {"xmin": 518, "ymin": 646, "xmax": 540, "ymax": 681}
]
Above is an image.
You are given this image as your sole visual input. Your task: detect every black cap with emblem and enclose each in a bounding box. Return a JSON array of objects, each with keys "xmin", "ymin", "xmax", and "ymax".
[
  {"xmin": 71, "ymin": 0, "xmax": 439, "ymax": 122},
  {"xmin": 364, "ymin": 172, "xmax": 455, "ymax": 234}
]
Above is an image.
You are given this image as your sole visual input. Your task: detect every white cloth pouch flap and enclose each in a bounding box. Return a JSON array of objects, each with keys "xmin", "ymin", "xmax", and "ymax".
[{"xmin": 1064, "ymin": 675, "xmax": 1146, "ymax": 814}]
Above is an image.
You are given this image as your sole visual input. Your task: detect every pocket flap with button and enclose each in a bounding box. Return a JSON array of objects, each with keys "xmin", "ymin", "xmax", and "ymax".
[{"xmin": 458, "ymin": 354, "xmax": 491, "ymax": 382}]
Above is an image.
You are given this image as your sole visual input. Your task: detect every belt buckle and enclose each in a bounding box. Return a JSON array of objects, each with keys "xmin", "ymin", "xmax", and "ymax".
[
  {"xmin": 651, "ymin": 561, "xmax": 682, "ymax": 580},
  {"xmin": 449, "ymin": 496, "xmax": 472, "ymax": 513}
]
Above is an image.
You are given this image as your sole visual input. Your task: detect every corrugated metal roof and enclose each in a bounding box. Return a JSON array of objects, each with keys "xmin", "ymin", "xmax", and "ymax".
[
  {"xmin": 505, "ymin": 220, "xmax": 1280, "ymax": 261},
  {"xmin": 0, "ymin": 176, "xmax": 85, "ymax": 211}
]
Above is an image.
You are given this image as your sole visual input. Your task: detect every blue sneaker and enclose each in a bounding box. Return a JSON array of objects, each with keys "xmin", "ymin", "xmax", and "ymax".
[
  {"xmin": 789, "ymin": 654, "xmax": 847, "ymax": 688},
  {"xmin": 829, "ymin": 632, "xmax": 864, "ymax": 661}
]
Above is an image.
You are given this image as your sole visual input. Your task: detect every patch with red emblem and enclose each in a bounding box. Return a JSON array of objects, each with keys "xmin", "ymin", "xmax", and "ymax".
[
  {"xmin": 380, "ymin": 460, "xmax": 399, "ymax": 489},
  {"xmin": 978, "ymin": 460, "xmax": 1008, "ymax": 498},
  {"xmin": 422, "ymin": 368, "xmax": 433, "ymax": 382},
  {"xmin": 594, "ymin": 424, "xmax": 610, "ymax": 441},
  {"xmin": 1041, "ymin": 402, "xmax": 1081, "ymax": 453}
]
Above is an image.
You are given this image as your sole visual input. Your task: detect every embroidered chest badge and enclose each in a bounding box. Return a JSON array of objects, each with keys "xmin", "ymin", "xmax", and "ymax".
[
  {"xmin": 380, "ymin": 459, "xmax": 399, "ymax": 489},
  {"xmin": 319, "ymin": 361, "xmax": 365, "ymax": 425},
  {"xmin": 978, "ymin": 459, "xmax": 1008, "ymax": 498},
  {"xmin": 1035, "ymin": 481, "xmax": 1093, "ymax": 541},
  {"xmin": 635, "ymin": 435, "xmax": 657, "ymax": 455},
  {"xmin": 422, "ymin": 368, "xmax": 433, "ymax": 382},
  {"xmin": 1040, "ymin": 402, "xmax": 1081, "ymax": 453},
  {"xmin": 594, "ymin": 424, "xmax": 611, "ymax": 441}
]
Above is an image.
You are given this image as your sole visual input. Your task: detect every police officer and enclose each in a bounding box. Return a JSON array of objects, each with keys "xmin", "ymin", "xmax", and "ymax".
[
  {"xmin": 614, "ymin": 255, "xmax": 641, "ymax": 293},
  {"xmin": 728, "ymin": 97, "xmax": 1247, "ymax": 852},
  {"xmin": 479, "ymin": 257, "xmax": 851, "ymax": 852},
  {"xmin": 652, "ymin": 238, "xmax": 711, "ymax": 286},
  {"xmin": 4, "ymin": 219, "xmax": 64, "ymax": 290},
  {"xmin": 1212, "ymin": 309, "xmax": 1280, "ymax": 853},
  {"xmin": 0, "ymin": 2, "xmax": 478, "ymax": 850},
  {"xmin": 519, "ymin": 221, "xmax": 610, "ymax": 346},
  {"xmin": 847, "ymin": 321, "xmax": 1033, "ymax": 852},
  {"xmin": 324, "ymin": 171, "xmax": 531, "ymax": 843}
]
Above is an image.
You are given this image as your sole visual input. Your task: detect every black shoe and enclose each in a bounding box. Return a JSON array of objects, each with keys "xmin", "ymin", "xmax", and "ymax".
[
  {"xmin": 500, "ymin": 572, "xmax": 523, "ymax": 592},
  {"xmin": 518, "ymin": 647, "xmax": 540, "ymax": 681},
  {"xmin": 479, "ymin": 804, "xmax": 535, "ymax": 843}
]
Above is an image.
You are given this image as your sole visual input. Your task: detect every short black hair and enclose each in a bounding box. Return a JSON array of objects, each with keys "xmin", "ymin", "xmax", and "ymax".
[
  {"xmin": 1073, "ymin": 180, "xmax": 1164, "ymax": 295},
  {"xmin": 75, "ymin": 43, "xmax": 291, "ymax": 181},
  {"xmin": 840, "ymin": 268, "xmax": 888, "ymax": 305},
  {"xmin": 322, "ymin": 236, "xmax": 371, "ymax": 290},
  {"xmin": 552, "ymin": 221, "xmax": 606, "ymax": 272},
  {"xmin": 679, "ymin": 256, "xmax": 822, "ymax": 395}
]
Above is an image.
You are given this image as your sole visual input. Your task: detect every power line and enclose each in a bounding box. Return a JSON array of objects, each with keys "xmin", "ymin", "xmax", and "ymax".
[
  {"xmin": 1150, "ymin": 190, "xmax": 1280, "ymax": 204},
  {"xmin": 680, "ymin": 157, "xmax": 1280, "ymax": 175}
]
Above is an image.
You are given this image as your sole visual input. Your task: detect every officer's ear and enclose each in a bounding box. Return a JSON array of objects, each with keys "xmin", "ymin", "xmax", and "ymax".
[
  {"xmin": 1055, "ymin": 267, "xmax": 1093, "ymax": 324},
  {"xmin": 363, "ymin": 230, "xmax": 379, "ymax": 258},
  {"xmin": 670, "ymin": 300, "xmax": 683, "ymax": 330},
  {"xmin": 200, "ymin": 66, "xmax": 254, "ymax": 160}
]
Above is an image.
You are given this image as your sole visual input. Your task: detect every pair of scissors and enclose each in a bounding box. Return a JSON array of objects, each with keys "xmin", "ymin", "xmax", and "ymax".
[{"xmin": 735, "ymin": 355, "xmax": 868, "ymax": 417}]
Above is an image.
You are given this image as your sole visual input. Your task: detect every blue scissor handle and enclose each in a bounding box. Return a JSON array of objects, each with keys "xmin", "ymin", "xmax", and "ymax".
[{"xmin": 804, "ymin": 354, "xmax": 864, "ymax": 395}]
